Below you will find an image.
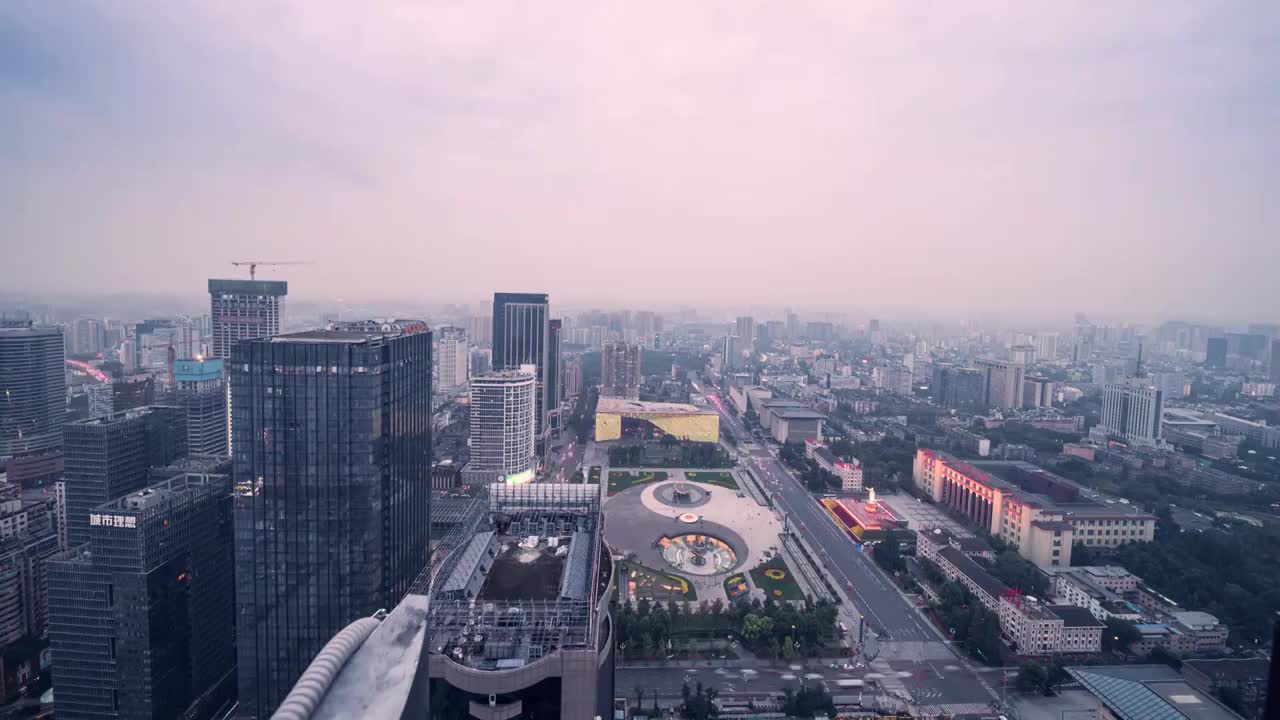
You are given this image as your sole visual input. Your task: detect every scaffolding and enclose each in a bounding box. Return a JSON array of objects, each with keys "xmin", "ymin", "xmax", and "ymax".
[{"xmin": 428, "ymin": 597, "xmax": 593, "ymax": 670}]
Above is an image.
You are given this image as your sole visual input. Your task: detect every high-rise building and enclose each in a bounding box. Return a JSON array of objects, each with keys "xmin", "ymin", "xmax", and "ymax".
[
  {"xmin": 492, "ymin": 293, "xmax": 550, "ymax": 441},
  {"xmin": 872, "ymin": 363, "xmax": 912, "ymax": 396},
  {"xmin": 464, "ymin": 366, "xmax": 537, "ymax": 485},
  {"xmin": 1033, "ymin": 332, "xmax": 1060, "ymax": 363},
  {"xmin": 722, "ymin": 335, "xmax": 740, "ymax": 370},
  {"xmin": 468, "ymin": 314, "xmax": 492, "ymax": 346},
  {"xmin": 86, "ymin": 383, "xmax": 114, "ymax": 420},
  {"xmin": 435, "ymin": 326, "xmax": 469, "ymax": 394},
  {"xmin": 735, "ymin": 316, "xmax": 756, "ymax": 351},
  {"xmin": 173, "ymin": 358, "xmax": 228, "ymax": 457},
  {"xmin": 786, "ymin": 311, "xmax": 800, "ymax": 340},
  {"xmin": 470, "ymin": 346, "xmax": 492, "ymax": 376},
  {"xmin": 1205, "ymin": 337, "xmax": 1227, "ymax": 368},
  {"xmin": 62, "ymin": 407, "xmax": 187, "ymax": 548},
  {"xmin": 1271, "ymin": 340, "xmax": 1280, "ymax": 382},
  {"xmin": 207, "ymin": 279, "xmax": 287, "ymax": 360},
  {"xmin": 548, "ymin": 318, "xmax": 563, "ymax": 425},
  {"xmin": 0, "ymin": 321, "xmax": 66, "ymax": 461},
  {"xmin": 564, "ymin": 354, "xmax": 584, "ymax": 399},
  {"xmin": 1023, "ymin": 376, "xmax": 1055, "ymax": 408},
  {"xmin": 600, "ymin": 341, "xmax": 642, "ymax": 399},
  {"xmin": 975, "ymin": 358, "xmax": 1026, "ymax": 410},
  {"xmin": 48, "ymin": 472, "xmax": 236, "ymax": 720},
  {"xmin": 70, "ymin": 318, "xmax": 105, "ymax": 357},
  {"xmin": 0, "ymin": 485, "xmax": 60, "ymax": 661},
  {"xmin": 231, "ymin": 323, "xmax": 432, "ymax": 717},
  {"xmin": 1096, "ymin": 379, "xmax": 1164, "ymax": 447}
]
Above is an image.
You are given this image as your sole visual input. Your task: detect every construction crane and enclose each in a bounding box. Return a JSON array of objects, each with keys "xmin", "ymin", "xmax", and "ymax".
[{"xmin": 230, "ymin": 261, "xmax": 311, "ymax": 280}]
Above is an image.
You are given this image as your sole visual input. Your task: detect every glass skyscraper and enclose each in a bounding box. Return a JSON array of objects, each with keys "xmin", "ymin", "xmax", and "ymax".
[
  {"xmin": 0, "ymin": 320, "xmax": 66, "ymax": 460},
  {"xmin": 491, "ymin": 292, "xmax": 549, "ymax": 440},
  {"xmin": 231, "ymin": 323, "xmax": 432, "ymax": 718}
]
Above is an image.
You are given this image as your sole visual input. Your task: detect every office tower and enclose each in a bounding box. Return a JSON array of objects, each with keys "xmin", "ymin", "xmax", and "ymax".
[
  {"xmin": 601, "ymin": 341, "xmax": 642, "ymax": 399},
  {"xmin": 1205, "ymin": 337, "xmax": 1227, "ymax": 368},
  {"xmin": 464, "ymin": 366, "xmax": 537, "ymax": 485},
  {"xmin": 1009, "ymin": 344, "xmax": 1036, "ymax": 365},
  {"xmin": 0, "ymin": 320, "xmax": 66, "ymax": 461},
  {"xmin": 470, "ymin": 346, "xmax": 492, "ymax": 376},
  {"xmin": 70, "ymin": 318, "xmax": 105, "ymax": 356},
  {"xmin": 174, "ymin": 358, "xmax": 228, "ymax": 456},
  {"xmin": 722, "ymin": 335, "xmax": 740, "ymax": 370},
  {"xmin": 491, "ymin": 293, "xmax": 550, "ymax": 439},
  {"xmin": 806, "ymin": 321, "xmax": 834, "ymax": 342},
  {"xmin": 468, "ymin": 314, "xmax": 492, "ymax": 346},
  {"xmin": 869, "ymin": 318, "xmax": 885, "ymax": 345},
  {"xmin": 735, "ymin": 316, "xmax": 756, "ymax": 351},
  {"xmin": 1097, "ymin": 379, "xmax": 1164, "ymax": 447},
  {"xmin": 548, "ymin": 318, "xmax": 563, "ymax": 426},
  {"xmin": 62, "ymin": 407, "xmax": 187, "ymax": 548},
  {"xmin": 1023, "ymin": 376, "xmax": 1055, "ymax": 408},
  {"xmin": 207, "ymin": 279, "xmax": 287, "ymax": 360},
  {"xmin": 1271, "ymin": 340, "xmax": 1280, "ymax": 382},
  {"xmin": 1033, "ymin": 332, "xmax": 1060, "ymax": 363},
  {"xmin": 132, "ymin": 319, "xmax": 189, "ymax": 370},
  {"xmin": 231, "ymin": 323, "xmax": 432, "ymax": 717},
  {"xmin": 86, "ymin": 383, "xmax": 114, "ymax": 419},
  {"xmin": 974, "ymin": 358, "xmax": 1026, "ymax": 410},
  {"xmin": 111, "ymin": 375, "xmax": 156, "ymax": 412},
  {"xmin": 48, "ymin": 472, "xmax": 236, "ymax": 720},
  {"xmin": 763, "ymin": 320, "xmax": 786, "ymax": 344},
  {"xmin": 435, "ymin": 326, "xmax": 469, "ymax": 394}
]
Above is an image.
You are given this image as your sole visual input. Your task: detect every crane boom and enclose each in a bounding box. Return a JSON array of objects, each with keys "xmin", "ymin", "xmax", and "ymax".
[{"xmin": 230, "ymin": 261, "xmax": 311, "ymax": 280}]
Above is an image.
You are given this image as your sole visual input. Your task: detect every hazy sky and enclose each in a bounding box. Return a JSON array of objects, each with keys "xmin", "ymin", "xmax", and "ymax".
[{"xmin": 4, "ymin": 2, "xmax": 1278, "ymax": 321}]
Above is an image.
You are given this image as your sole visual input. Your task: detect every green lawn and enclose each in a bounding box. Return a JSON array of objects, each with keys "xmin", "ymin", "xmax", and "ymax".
[
  {"xmin": 683, "ymin": 470, "xmax": 738, "ymax": 490},
  {"xmin": 607, "ymin": 470, "xmax": 668, "ymax": 496},
  {"xmin": 748, "ymin": 556, "xmax": 804, "ymax": 601},
  {"xmin": 621, "ymin": 560, "xmax": 698, "ymax": 601}
]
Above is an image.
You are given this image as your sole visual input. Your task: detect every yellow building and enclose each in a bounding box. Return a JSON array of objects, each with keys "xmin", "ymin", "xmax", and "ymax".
[{"xmin": 593, "ymin": 398, "xmax": 719, "ymax": 443}]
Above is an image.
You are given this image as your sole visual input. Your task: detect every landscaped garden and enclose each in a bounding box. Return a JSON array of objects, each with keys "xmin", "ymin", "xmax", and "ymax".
[
  {"xmin": 723, "ymin": 572, "xmax": 751, "ymax": 601},
  {"xmin": 620, "ymin": 560, "xmax": 697, "ymax": 601},
  {"xmin": 748, "ymin": 555, "xmax": 804, "ymax": 601},
  {"xmin": 607, "ymin": 470, "xmax": 668, "ymax": 496},
  {"xmin": 588, "ymin": 466, "xmax": 601, "ymax": 483},
  {"xmin": 683, "ymin": 470, "xmax": 739, "ymax": 490}
]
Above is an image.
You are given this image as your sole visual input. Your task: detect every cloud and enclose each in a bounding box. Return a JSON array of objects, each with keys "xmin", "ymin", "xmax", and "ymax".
[{"xmin": 2, "ymin": 1, "xmax": 1278, "ymax": 322}]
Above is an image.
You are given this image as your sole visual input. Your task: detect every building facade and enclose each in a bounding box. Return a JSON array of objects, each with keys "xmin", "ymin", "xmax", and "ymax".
[
  {"xmin": 491, "ymin": 293, "xmax": 550, "ymax": 442},
  {"xmin": 934, "ymin": 365, "xmax": 986, "ymax": 414},
  {"xmin": 0, "ymin": 321, "xmax": 66, "ymax": 461},
  {"xmin": 735, "ymin": 316, "xmax": 756, "ymax": 351},
  {"xmin": 1023, "ymin": 376, "xmax": 1054, "ymax": 408},
  {"xmin": 975, "ymin": 358, "xmax": 1025, "ymax": 410},
  {"xmin": 600, "ymin": 341, "xmax": 641, "ymax": 399},
  {"xmin": 173, "ymin": 358, "xmax": 228, "ymax": 457},
  {"xmin": 1096, "ymin": 379, "xmax": 1164, "ymax": 447},
  {"xmin": 464, "ymin": 366, "xmax": 537, "ymax": 485},
  {"xmin": 435, "ymin": 326, "xmax": 469, "ymax": 394},
  {"xmin": 48, "ymin": 473, "xmax": 236, "ymax": 720},
  {"xmin": 207, "ymin": 279, "xmax": 287, "ymax": 360},
  {"xmin": 231, "ymin": 325, "xmax": 432, "ymax": 717},
  {"xmin": 63, "ymin": 407, "xmax": 187, "ymax": 548}
]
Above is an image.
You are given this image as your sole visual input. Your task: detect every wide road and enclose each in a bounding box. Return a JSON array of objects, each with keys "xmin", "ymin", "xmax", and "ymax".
[{"xmin": 695, "ymin": 381, "xmax": 935, "ymax": 642}]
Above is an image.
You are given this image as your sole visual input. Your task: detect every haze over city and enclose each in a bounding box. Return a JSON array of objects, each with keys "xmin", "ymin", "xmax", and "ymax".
[{"xmin": 5, "ymin": 2, "xmax": 1279, "ymax": 320}]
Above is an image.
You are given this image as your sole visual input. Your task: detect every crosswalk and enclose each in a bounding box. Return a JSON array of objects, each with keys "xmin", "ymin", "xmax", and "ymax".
[{"xmin": 873, "ymin": 641, "xmax": 956, "ymax": 660}]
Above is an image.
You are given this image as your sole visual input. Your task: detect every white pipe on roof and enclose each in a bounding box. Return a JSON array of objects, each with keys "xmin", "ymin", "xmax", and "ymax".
[{"xmin": 272, "ymin": 611, "xmax": 387, "ymax": 720}]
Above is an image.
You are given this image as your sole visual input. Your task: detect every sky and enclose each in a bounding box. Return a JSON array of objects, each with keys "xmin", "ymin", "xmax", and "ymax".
[{"xmin": 3, "ymin": 2, "xmax": 1278, "ymax": 322}]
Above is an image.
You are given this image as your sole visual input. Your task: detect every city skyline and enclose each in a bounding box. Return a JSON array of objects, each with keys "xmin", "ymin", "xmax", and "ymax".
[{"xmin": 5, "ymin": 3, "xmax": 1279, "ymax": 318}]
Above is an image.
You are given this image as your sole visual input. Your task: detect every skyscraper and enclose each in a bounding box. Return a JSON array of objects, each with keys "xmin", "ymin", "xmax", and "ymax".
[
  {"xmin": 434, "ymin": 326, "xmax": 469, "ymax": 394},
  {"xmin": 231, "ymin": 323, "xmax": 431, "ymax": 717},
  {"xmin": 548, "ymin": 318, "xmax": 563, "ymax": 426},
  {"xmin": 0, "ymin": 320, "xmax": 66, "ymax": 460},
  {"xmin": 735, "ymin": 316, "xmax": 756, "ymax": 351},
  {"xmin": 1023, "ymin": 376, "xmax": 1055, "ymax": 408},
  {"xmin": 62, "ymin": 407, "xmax": 187, "ymax": 548},
  {"xmin": 722, "ymin": 335, "xmax": 740, "ymax": 370},
  {"xmin": 974, "ymin": 358, "xmax": 1026, "ymax": 410},
  {"xmin": 48, "ymin": 472, "xmax": 236, "ymax": 720},
  {"xmin": 207, "ymin": 279, "xmax": 287, "ymax": 360},
  {"xmin": 1205, "ymin": 337, "xmax": 1227, "ymax": 368},
  {"xmin": 464, "ymin": 366, "xmax": 537, "ymax": 485},
  {"xmin": 786, "ymin": 311, "xmax": 800, "ymax": 340},
  {"xmin": 934, "ymin": 366, "xmax": 986, "ymax": 414},
  {"xmin": 1033, "ymin": 332, "xmax": 1060, "ymax": 363},
  {"xmin": 468, "ymin": 314, "xmax": 492, "ymax": 346},
  {"xmin": 601, "ymin": 341, "xmax": 642, "ymax": 399},
  {"xmin": 1096, "ymin": 379, "xmax": 1164, "ymax": 447},
  {"xmin": 173, "ymin": 358, "xmax": 228, "ymax": 457},
  {"xmin": 492, "ymin": 293, "xmax": 550, "ymax": 440},
  {"xmin": 1271, "ymin": 340, "xmax": 1280, "ymax": 383}
]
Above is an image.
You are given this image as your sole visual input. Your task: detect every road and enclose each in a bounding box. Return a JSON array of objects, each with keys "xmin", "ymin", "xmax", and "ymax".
[{"xmin": 694, "ymin": 380, "xmax": 934, "ymax": 642}]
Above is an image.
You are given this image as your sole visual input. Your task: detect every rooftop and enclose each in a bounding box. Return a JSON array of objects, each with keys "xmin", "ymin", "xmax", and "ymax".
[
  {"xmin": 1049, "ymin": 604, "xmax": 1105, "ymax": 628},
  {"xmin": 1067, "ymin": 665, "xmax": 1243, "ymax": 720},
  {"xmin": 595, "ymin": 397, "xmax": 715, "ymax": 415},
  {"xmin": 938, "ymin": 545, "xmax": 1009, "ymax": 600},
  {"xmin": 477, "ymin": 536, "xmax": 571, "ymax": 602}
]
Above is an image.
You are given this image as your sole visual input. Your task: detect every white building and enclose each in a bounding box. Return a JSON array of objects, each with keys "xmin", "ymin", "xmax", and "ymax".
[
  {"xmin": 872, "ymin": 363, "xmax": 912, "ymax": 396},
  {"xmin": 804, "ymin": 438, "xmax": 862, "ymax": 492},
  {"xmin": 1033, "ymin": 332, "xmax": 1059, "ymax": 363},
  {"xmin": 464, "ymin": 365, "xmax": 537, "ymax": 484},
  {"xmin": 1095, "ymin": 378, "xmax": 1164, "ymax": 447},
  {"xmin": 435, "ymin": 326, "xmax": 470, "ymax": 394}
]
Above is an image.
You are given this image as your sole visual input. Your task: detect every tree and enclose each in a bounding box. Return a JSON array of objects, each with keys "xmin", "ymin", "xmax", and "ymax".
[
  {"xmin": 1148, "ymin": 646, "xmax": 1182, "ymax": 670},
  {"xmin": 872, "ymin": 538, "xmax": 905, "ymax": 574},
  {"xmin": 782, "ymin": 634, "xmax": 795, "ymax": 660},
  {"xmin": 679, "ymin": 681, "xmax": 720, "ymax": 720},
  {"xmin": 1103, "ymin": 618, "xmax": 1141, "ymax": 653},
  {"xmin": 1016, "ymin": 662, "xmax": 1048, "ymax": 693},
  {"xmin": 742, "ymin": 614, "xmax": 774, "ymax": 644},
  {"xmin": 1070, "ymin": 542, "xmax": 1096, "ymax": 566}
]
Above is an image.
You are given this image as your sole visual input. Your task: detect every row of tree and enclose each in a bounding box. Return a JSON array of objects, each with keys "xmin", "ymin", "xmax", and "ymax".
[
  {"xmin": 607, "ymin": 441, "xmax": 732, "ymax": 469},
  {"xmin": 617, "ymin": 595, "xmax": 841, "ymax": 660},
  {"xmin": 779, "ymin": 441, "xmax": 841, "ymax": 492},
  {"xmin": 924, "ymin": 568, "xmax": 1005, "ymax": 665}
]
